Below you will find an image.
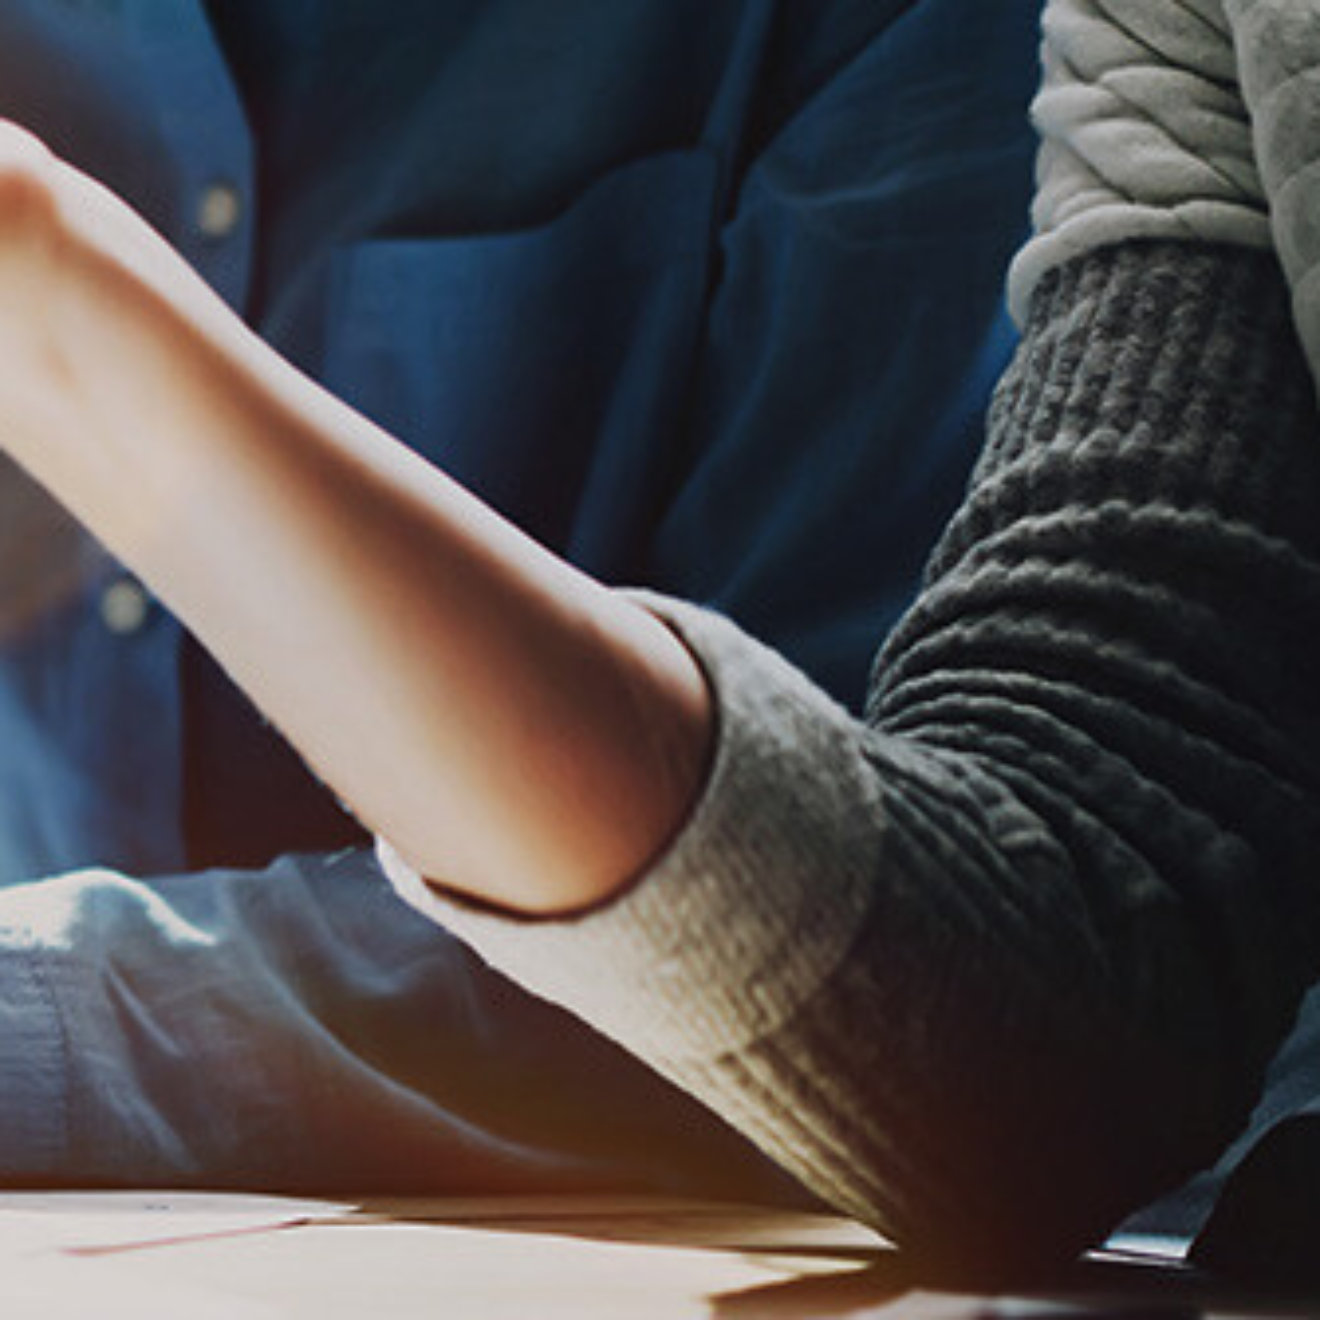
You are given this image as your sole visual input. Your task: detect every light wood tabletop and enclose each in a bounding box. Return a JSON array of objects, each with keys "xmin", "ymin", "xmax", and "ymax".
[{"xmin": 0, "ymin": 1191, "xmax": 1307, "ymax": 1318}]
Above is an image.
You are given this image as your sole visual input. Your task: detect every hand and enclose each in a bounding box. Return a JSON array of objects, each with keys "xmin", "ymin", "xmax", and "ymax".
[{"xmin": 0, "ymin": 119, "xmax": 270, "ymax": 559}]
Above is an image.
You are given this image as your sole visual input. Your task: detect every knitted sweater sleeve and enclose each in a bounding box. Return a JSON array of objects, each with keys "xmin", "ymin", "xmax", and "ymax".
[
  {"xmin": 1222, "ymin": 0, "xmax": 1320, "ymax": 376},
  {"xmin": 1006, "ymin": 0, "xmax": 1272, "ymax": 317},
  {"xmin": 378, "ymin": 0, "xmax": 1320, "ymax": 1270},
  {"xmin": 1003, "ymin": 0, "xmax": 1320, "ymax": 395},
  {"xmin": 384, "ymin": 238, "xmax": 1320, "ymax": 1265}
]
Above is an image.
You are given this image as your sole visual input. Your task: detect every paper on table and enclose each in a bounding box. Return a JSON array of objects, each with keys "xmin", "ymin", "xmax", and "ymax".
[{"xmin": 0, "ymin": 1189, "xmax": 355, "ymax": 1256}]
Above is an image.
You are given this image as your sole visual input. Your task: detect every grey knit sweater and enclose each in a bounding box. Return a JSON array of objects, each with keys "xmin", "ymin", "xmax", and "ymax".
[
  {"xmin": 388, "ymin": 241, "xmax": 1320, "ymax": 1264},
  {"xmin": 382, "ymin": 1, "xmax": 1320, "ymax": 1267}
]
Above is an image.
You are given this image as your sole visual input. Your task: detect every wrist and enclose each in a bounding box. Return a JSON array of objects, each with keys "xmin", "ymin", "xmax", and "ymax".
[{"xmin": 9, "ymin": 148, "xmax": 273, "ymax": 565}]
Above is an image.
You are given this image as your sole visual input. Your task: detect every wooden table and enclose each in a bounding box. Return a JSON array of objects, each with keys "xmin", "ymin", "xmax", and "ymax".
[{"xmin": 0, "ymin": 1192, "xmax": 1309, "ymax": 1318}]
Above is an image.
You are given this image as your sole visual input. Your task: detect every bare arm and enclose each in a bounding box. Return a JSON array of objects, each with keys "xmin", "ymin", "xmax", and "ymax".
[{"xmin": 0, "ymin": 125, "xmax": 709, "ymax": 915}]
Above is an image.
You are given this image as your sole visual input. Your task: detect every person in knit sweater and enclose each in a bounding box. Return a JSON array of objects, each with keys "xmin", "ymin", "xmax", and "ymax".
[{"xmin": 2, "ymin": 0, "xmax": 1319, "ymax": 1272}]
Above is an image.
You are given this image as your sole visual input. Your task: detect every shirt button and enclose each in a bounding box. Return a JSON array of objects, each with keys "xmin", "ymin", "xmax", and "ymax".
[
  {"xmin": 196, "ymin": 182, "xmax": 243, "ymax": 241},
  {"xmin": 100, "ymin": 579, "xmax": 151, "ymax": 636}
]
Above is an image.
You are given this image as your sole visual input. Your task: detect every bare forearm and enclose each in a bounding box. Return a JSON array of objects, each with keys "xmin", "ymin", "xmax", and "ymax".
[{"xmin": 2, "ymin": 128, "xmax": 711, "ymax": 913}]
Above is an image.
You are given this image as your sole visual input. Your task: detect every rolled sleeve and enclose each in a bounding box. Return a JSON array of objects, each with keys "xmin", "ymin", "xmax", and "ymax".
[{"xmin": 380, "ymin": 592, "xmax": 886, "ymax": 1065}]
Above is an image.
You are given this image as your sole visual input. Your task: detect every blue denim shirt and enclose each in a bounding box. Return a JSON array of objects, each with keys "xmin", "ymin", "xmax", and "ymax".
[{"xmin": 0, "ymin": 0, "xmax": 1040, "ymax": 1188}]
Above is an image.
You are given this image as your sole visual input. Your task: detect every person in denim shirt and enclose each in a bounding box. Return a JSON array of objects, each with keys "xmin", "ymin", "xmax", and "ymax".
[{"xmin": 0, "ymin": 0, "xmax": 1039, "ymax": 1189}]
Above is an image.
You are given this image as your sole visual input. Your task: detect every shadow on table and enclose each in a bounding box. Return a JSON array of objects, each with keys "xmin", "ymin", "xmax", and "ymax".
[
  {"xmin": 707, "ymin": 1247, "xmax": 1316, "ymax": 1319},
  {"xmin": 351, "ymin": 1197, "xmax": 1320, "ymax": 1319}
]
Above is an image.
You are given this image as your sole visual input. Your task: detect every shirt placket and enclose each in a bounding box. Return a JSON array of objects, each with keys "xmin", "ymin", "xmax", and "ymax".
[{"xmin": 78, "ymin": 0, "xmax": 258, "ymax": 875}]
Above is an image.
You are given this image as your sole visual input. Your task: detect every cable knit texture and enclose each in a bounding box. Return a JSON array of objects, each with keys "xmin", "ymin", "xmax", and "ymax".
[
  {"xmin": 386, "ymin": 240, "xmax": 1320, "ymax": 1264},
  {"xmin": 1224, "ymin": 0, "xmax": 1320, "ymax": 372},
  {"xmin": 1007, "ymin": 0, "xmax": 1270, "ymax": 319},
  {"xmin": 1012, "ymin": 0, "xmax": 1320, "ymax": 387}
]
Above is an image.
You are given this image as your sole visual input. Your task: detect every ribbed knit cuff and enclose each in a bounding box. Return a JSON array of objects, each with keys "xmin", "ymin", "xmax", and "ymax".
[
  {"xmin": 381, "ymin": 593, "xmax": 884, "ymax": 1064},
  {"xmin": 895, "ymin": 238, "xmax": 1320, "ymax": 626}
]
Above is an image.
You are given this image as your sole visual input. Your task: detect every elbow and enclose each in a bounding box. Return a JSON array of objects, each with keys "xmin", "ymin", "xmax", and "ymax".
[
  {"xmin": 869, "ymin": 1005, "xmax": 1247, "ymax": 1280},
  {"xmin": 764, "ymin": 890, "xmax": 1256, "ymax": 1279}
]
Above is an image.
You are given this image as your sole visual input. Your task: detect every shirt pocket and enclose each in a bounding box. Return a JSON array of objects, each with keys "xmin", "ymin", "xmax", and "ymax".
[{"xmin": 320, "ymin": 147, "xmax": 719, "ymax": 574}]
